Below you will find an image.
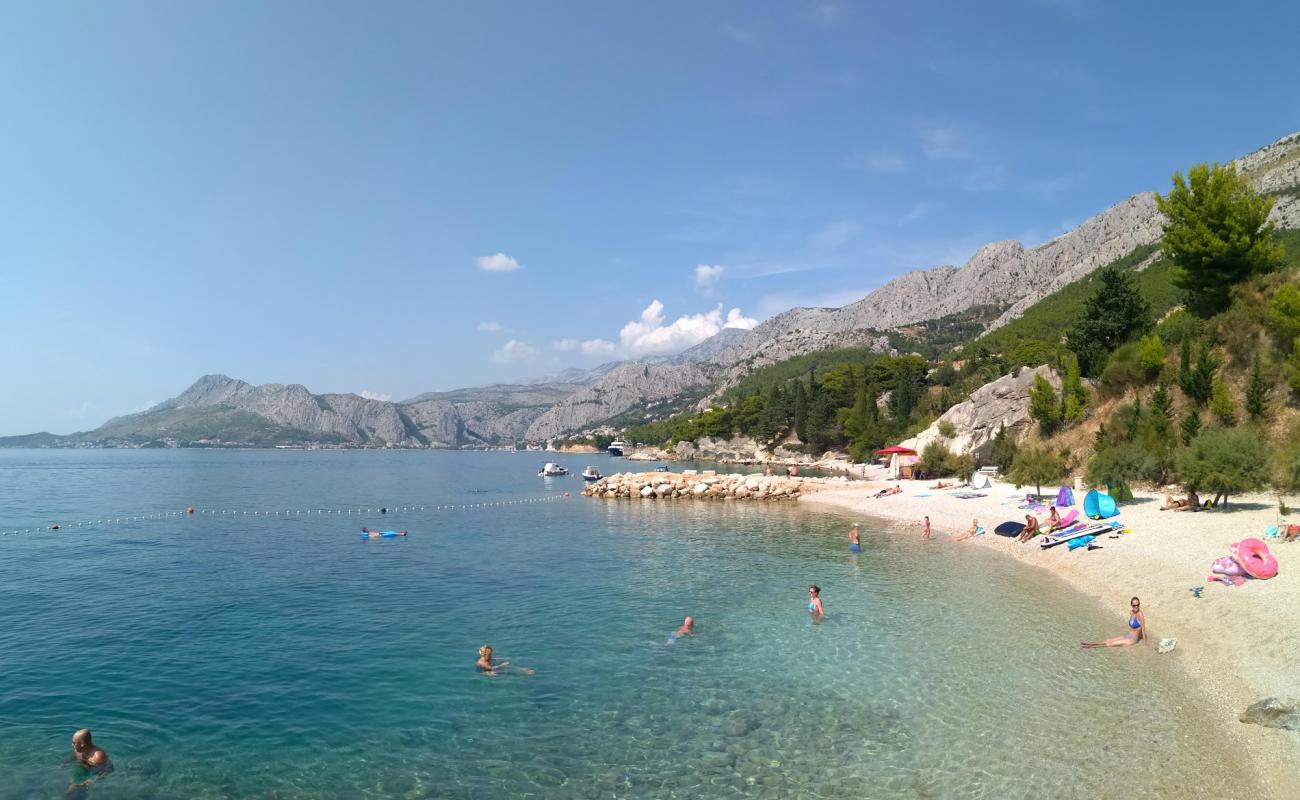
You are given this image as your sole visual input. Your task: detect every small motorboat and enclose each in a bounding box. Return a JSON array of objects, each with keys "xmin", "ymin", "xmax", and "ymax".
[
  {"xmin": 581, "ymin": 466, "xmax": 602, "ymax": 482},
  {"xmin": 538, "ymin": 462, "xmax": 570, "ymax": 477},
  {"xmin": 655, "ymin": 465, "xmax": 671, "ymax": 472}
]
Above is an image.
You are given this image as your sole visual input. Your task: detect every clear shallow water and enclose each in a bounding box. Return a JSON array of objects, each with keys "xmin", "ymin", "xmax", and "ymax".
[{"xmin": 0, "ymin": 450, "xmax": 1251, "ymax": 799}]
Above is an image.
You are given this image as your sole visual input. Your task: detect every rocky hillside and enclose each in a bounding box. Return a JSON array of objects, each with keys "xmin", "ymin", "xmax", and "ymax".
[
  {"xmin": 7, "ymin": 132, "xmax": 1298, "ymax": 448},
  {"xmin": 4, "ymin": 374, "xmax": 601, "ymax": 448}
]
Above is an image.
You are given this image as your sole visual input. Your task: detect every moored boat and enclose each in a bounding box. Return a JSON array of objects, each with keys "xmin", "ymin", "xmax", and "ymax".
[
  {"xmin": 538, "ymin": 462, "xmax": 570, "ymax": 477},
  {"xmin": 607, "ymin": 440, "xmax": 626, "ymax": 456},
  {"xmin": 581, "ymin": 466, "xmax": 602, "ymax": 482}
]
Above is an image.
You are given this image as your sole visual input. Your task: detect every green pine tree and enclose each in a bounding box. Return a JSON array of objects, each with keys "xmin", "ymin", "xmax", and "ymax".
[
  {"xmin": 1180, "ymin": 409, "xmax": 1202, "ymax": 446},
  {"xmin": 1245, "ymin": 357, "xmax": 1270, "ymax": 421},
  {"xmin": 1156, "ymin": 162, "xmax": 1283, "ymax": 317}
]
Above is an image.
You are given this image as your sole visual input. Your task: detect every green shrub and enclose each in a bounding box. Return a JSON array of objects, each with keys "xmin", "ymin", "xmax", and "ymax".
[
  {"xmin": 1008, "ymin": 445, "xmax": 1065, "ymax": 497},
  {"xmin": 937, "ymin": 420, "xmax": 956, "ymax": 438},
  {"xmin": 1156, "ymin": 309, "xmax": 1202, "ymax": 346},
  {"xmin": 1175, "ymin": 427, "xmax": 1270, "ymax": 505},
  {"xmin": 1098, "ymin": 342, "xmax": 1145, "ymax": 396},
  {"xmin": 921, "ymin": 441, "xmax": 954, "ymax": 476},
  {"xmin": 1136, "ymin": 334, "xmax": 1166, "ymax": 377},
  {"xmin": 1267, "ymin": 282, "xmax": 1300, "ymax": 353}
]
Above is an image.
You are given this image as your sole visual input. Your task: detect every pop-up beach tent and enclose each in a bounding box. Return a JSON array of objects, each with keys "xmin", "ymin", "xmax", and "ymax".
[
  {"xmin": 970, "ymin": 472, "xmax": 991, "ymax": 490},
  {"xmin": 1084, "ymin": 489, "xmax": 1118, "ymax": 519},
  {"xmin": 1056, "ymin": 485, "xmax": 1075, "ymax": 507}
]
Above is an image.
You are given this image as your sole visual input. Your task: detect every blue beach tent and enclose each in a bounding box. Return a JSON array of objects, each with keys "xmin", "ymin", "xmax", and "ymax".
[
  {"xmin": 1055, "ymin": 485, "xmax": 1075, "ymax": 507},
  {"xmin": 1083, "ymin": 489, "xmax": 1118, "ymax": 520}
]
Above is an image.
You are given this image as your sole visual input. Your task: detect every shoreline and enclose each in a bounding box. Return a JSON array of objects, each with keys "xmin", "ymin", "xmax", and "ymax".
[{"xmin": 801, "ymin": 472, "xmax": 1300, "ymax": 798}]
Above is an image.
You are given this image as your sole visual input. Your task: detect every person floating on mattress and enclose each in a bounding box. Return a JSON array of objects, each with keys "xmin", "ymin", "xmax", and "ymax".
[{"xmin": 1082, "ymin": 597, "xmax": 1146, "ymax": 648}]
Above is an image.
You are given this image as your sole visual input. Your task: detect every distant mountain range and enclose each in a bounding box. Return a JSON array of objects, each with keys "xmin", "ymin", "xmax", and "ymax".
[{"xmin": 5, "ymin": 131, "xmax": 1298, "ymax": 449}]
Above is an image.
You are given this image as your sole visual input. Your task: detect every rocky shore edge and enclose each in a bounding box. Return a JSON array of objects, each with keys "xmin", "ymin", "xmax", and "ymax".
[{"xmin": 582, "ymin": 471, "xmax": 847, "ymax": 500}]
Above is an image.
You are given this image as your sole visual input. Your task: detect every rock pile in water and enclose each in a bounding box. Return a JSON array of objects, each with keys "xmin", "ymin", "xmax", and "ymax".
[{"xmin": 582, "ymin": 471, "xmax": 843, "ymax": 501}]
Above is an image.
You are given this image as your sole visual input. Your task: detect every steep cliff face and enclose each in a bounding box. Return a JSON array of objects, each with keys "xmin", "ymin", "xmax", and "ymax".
[
  {"xmin": 122, "ymin": 375, "xmax": 424, "ymax": 445},
  {"xmin": 524, "ymin": 362, "xmax": 715, "ymax": 440},
  {"xmin": 902, "ymin": 365, "xmax": 1062, "ymax": 461}
]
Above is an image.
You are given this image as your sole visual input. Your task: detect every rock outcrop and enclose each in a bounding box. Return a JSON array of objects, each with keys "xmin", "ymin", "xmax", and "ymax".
[
  {"xmin": 903, "ymin": 365, "xmax": 1062, "ymax": 461},
  {"xmin": 1239, "ymin": 697, "xmax": 1300, "ymax": 731},
  {"xmin": 583, "ymin": 471, "xmax": 842, "ymax": 501},
  {"xmin": 525, "ymin": 362, "xmax": 714, "ymax": 441}
]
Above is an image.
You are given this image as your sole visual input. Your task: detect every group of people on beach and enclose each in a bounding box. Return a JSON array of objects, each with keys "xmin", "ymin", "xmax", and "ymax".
[{"xmin": 889, "ymin": 513, "xmax": 1148, "ymax": 648}]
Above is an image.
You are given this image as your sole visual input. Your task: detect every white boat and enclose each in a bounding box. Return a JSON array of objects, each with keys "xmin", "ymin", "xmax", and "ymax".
[
  {"xmin": 607, "ymin": 440, "xmax": 627, "ymax": 456},
  {"xmin": 581, "ymin": 466, "xmax": 602, "ymax": 482},
  {"xmin": 538, "ymin": 462, "xmax": 570, "ymax": 477}
]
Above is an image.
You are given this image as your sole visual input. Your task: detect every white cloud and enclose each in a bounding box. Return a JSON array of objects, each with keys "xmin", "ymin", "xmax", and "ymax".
[
  {"xmin": 806, "ymin": 2, "xmax": 844, "ymax": 26},
  {"xmin": 553, "ymin": 337, "xmax": 619, "ymax": 356},
  {"xmin": 918, "ymin": 122, "xmax": 971, "ymax": 160},
  {"xmin": 477, "ymin": 320, "xmax": 505, "ymax": 333},
  {"xmin": 360, "ymin": 390, "xmax": 392, "ymax": 402},
  {"xmin": 492, "ymin": 339, "xmax": 540, "ymax": 363},
  {"xmin": 581, "ymin": 339, "xmax": 616, "ymax": 356},
  {"xmin": 810, "ymin": 220, "xmax": 860, "ymax": 250},
  {"xmin": 476, "ymin": 252, "xmax": 521, "ymax": 272},
  {"xmin": 694, "ymin": 264, "xmax": 725, "ymax": 292},
  {"xmin": 724, "ymin": 23, "xmax": 760, "ymax": 46},
  {"xmin": 619, "ymin": 300, "xmax": 758, "ymax": 357},
  {"xmin": 844, "ymin": 149, "xmax": 908, "ymax": 173},
  {"xmin": 898, "ymin": 203, "xmax": 932, "ymax": 225}
]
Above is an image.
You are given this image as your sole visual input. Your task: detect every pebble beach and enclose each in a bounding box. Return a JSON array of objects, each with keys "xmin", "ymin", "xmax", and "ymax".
[{"xmin": 802, "ymin": 468, "xmax": 1300, "ymax": 797}]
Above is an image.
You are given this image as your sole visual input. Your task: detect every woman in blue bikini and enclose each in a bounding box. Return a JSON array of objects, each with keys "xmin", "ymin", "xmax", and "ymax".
[
  {"xmin": 1082, "ymin": 596, "xmax": 1146, "ymax": 648},
  {"xmin": 808, "ymin": 585, "xmax": 825, "ymax": 619}
]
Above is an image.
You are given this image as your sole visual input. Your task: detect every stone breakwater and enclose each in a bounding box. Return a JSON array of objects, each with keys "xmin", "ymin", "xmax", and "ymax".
[{"xmin": 582, "ymin": 471, "xmax": 845, "ymax": 501}]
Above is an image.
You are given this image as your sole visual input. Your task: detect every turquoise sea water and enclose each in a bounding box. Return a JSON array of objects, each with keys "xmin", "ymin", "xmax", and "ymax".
[{"xmin": 0, "ymin": 450, "xmax": 1252, "ymax": 799}]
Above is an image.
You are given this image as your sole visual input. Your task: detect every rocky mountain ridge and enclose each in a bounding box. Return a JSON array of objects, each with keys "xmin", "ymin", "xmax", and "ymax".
[{"xmin": 6, "ymin": 132, "xmax": 1299, "ymax": 448}]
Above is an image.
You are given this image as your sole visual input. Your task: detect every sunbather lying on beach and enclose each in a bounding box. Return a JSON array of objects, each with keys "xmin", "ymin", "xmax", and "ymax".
[
  {"xmin": 872, "ymin": 486, "xmax": 904, "ymax": 498},
  {"xmin": 1160, "ymin": 491, "xmax": 1200, "ymax": 511},
  {"xmin": 1017, "ymin": 515, "xmax": 1040, "ymax": 543},
  {"xmin": 952, "ymin": 518, "xmax": 980, "ymax": 541},
  {"xmin": 932, "ymin": 481, "xmax": 953, "ymax": 489}
]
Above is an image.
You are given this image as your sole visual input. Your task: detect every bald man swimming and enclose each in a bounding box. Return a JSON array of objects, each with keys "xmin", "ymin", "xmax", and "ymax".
[{"xmin": 63, "ymin": 729, "xmax": 113, "ymax": 792}]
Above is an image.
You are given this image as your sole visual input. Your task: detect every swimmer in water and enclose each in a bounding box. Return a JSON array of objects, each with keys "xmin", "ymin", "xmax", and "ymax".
[
  {"xmin": 807, "ymin": 585, "xmax": 824, "ymax": 618},
  {"xmin": 476, "ymin": 644, "xmax": 534, "ymax": 675},
  {"xmin": 849, "ymin": 524, "xmax": 861, "ymax": 552},
  {"xmin": 62, "ymin": 729, "xmax": 113, "ymax": 793},
  {"xmin": 1082, "ymin": 597, "xmax": 1146, "ymax": 648},
  {"xmin": 361, "ymin": 528, "xmax": 407, "ymax": 538},
  {"xmin": 668, "ymin": 616, "xmax": 694, "ymax": 643}
]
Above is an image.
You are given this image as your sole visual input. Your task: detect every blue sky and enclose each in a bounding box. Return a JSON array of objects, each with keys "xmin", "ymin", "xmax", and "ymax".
[{"xmin": 3, "ymin": 1, "xmax": 1299, "ymax": 435}]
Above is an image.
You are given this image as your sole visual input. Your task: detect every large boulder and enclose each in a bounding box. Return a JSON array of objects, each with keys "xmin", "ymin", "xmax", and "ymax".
[
  {"xmin": 904, "ymin": 365, "xmax": 1062, "ymax": 463},
  {"xmin": 1240, "ymin": 698, "xmax": 1300, "ymax": 731}
]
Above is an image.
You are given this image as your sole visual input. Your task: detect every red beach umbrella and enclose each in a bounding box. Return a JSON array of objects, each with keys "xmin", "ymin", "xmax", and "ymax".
[{"xmin": 873, "ymin": 446, "xmax": 917, "ymax": 455}]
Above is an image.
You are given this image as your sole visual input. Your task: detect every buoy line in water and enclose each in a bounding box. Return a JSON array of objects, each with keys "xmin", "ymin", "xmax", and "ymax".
[{"xmin": 0, "ymin": 494, "xmax": 570, "ymax": 536}]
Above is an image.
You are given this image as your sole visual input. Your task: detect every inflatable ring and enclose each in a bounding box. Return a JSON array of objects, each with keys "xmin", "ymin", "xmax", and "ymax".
[{"xmin": 1234, "ymin": 538, "xmax": 1278, "ymax": 580}]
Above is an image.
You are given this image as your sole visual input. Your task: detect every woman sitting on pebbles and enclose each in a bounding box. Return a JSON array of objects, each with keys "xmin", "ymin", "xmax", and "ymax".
[{"xmin": 953, "ymin": 518, "xmax": 980, "ymax": 541}]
